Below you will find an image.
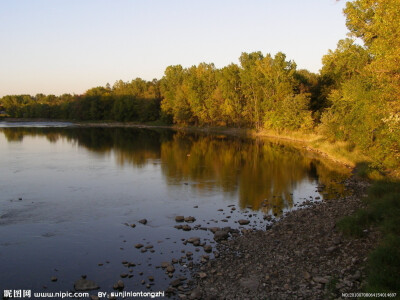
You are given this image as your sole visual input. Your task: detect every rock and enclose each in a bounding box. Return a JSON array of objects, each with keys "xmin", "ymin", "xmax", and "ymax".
[
  {"xmin": 209, "ymin": 227, "xmax": 220, "ymax": 233},
  {"xmin": 130, "ymin": 224, "xmax": 136, "ymax": 228},
  {"xmin": 171, "ymin": 279, "xmax": 182, "ymax": 287},
  {"xmin": 74, "ymin": 279, "xmax": 99, "ymax": 291},
  {"xmin": 166, "ymin": 265, "xmax": 175, "ymax": 273},
  {"xmin": 138, "ymin": 219, "xmax": 147, "ymax": 225},
  {"xmin": 304, "ymin": 271, "xmax": 311, "ymax": 280},
  {"xmin": 135, "ymin": 244, "xmax": 144, "ymax": 249},
  {"xmin": 238, "ymin": 219, "xmax": 250, "ymax": 225},
  {"xmin": 161, "ymin": 262, "xmax": 170, "ymax": 269},
  {"xmin": 352, "ymin": 271, "xmax": 361, "ymax": 280},
  {"xmin": 239, "ymin": 277, "xmax": 259, "ymax": 291},
  {"xmin": 213, "ymin": 230, "xmax": 229, "ymax": 241},
  {"xmin": 189, "ymin": 287, "xmax": 202, "ymax": 300},
  {"xmin": 175, "ymin": 216, "xmax": 185, "ymax": 222},
  {"xmin": 50, "ymin": 276, "xmax": 57, "ymax": 282},
  {"xmin": 313, "ymin": 276, "xmax": 329, "ymax": 284},
  {"xmin": 326, "ymin": 246, "xmax": 337, "ymax": 253},
  {"xmin": 283, "ymin": 283, "xmax": 289, "ymax": 289},
  {"xmin": 198, "ymin": 272, "xmax": 207, "ymax": 279},
  {"xmin": 184, "ymin": 216, "xmax": 196, "ymax": 223},
  {"xmin": 203, "ymin": 245, "xmax": 212, "ymax": 253},
  {"xmin": 117, "ymin": 280, "xmax": 124, "ymax": 289},
  {"xmin": 182, "ymin": 225, "xmax": 192, "ymax": 231},
  {"xmin": 187, "ymin": 237, "xmax": 200, "ymax": 244},
  {"xmin": 120, "ymin": 273, "xmax": 128, "ymax": 278},
  {"xmin": 148, "ymin": 276, "xmax": 154, "ymax": 282}
]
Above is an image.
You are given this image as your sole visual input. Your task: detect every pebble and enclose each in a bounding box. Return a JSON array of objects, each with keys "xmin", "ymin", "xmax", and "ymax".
[
  {"xmin": 182, "ymin": 225, "xmax": 192, "ymax": 231},
  {"xmin": 184, "ymin": 216, "xmax": 196, "ymax": 223},
  {"xmin": 213, "ymin": 230, "xmax": 229, "ymax": 241},
  {"xmin": 187, "ymin": 237, "xmax": 200, "ymax": 244},
  {"xmin": 198, "ymin": 272, "xmax": 207, "ymax": 279},
  {"xmin": 117, "ymin": 280, "xmax": 124, "ymax": 289},
  {"xmin": 203, "ymin": 245, "xmax": 212, "ymax": 253},
  {"xmin": 171, "ymin": 279, "xmax": 182, "ymax": 287},
  {"xmin": 175, "ymin": 216, "xmax": 185, "ymax": 222},
  {"xmin": 166, "ymin": 265, "xmax": 175, "ymax": 273},
  {"xmin": 238, "ymin": 219, "xmax": 250, "ymax": 225}
]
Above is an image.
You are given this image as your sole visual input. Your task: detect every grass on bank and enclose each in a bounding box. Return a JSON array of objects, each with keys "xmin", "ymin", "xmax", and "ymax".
[
  {"xmin": 257, "ymin": 129, "xmax": 374, "ymax": 170},
  {"xmin": 337, "ymin": 179, "xmax": 400, "ymax": 293}
]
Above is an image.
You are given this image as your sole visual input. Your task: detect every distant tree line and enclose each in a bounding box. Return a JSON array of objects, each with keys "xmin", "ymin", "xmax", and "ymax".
[
  {"xmin": 1, "ymin": 0, "xmax": 399, "ymax": 169},
  {"xmin": 1, "ymin": 78, "xmax": 161, "ymax": 122}
]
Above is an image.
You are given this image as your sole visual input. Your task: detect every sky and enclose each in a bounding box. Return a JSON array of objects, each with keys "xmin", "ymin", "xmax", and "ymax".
[{"xmin": 0, "ymin": 0, "xmax": 350, "ymax": 97}]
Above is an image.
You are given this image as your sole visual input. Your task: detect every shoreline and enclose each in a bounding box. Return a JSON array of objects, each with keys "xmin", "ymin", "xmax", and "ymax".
[
  {"xmin": 185, "ymin": 176, "xmax": 378, "ymax": 299},
  {"xmin": 1, "ymin": 118, "xmax": 363, "ymax": 171}
]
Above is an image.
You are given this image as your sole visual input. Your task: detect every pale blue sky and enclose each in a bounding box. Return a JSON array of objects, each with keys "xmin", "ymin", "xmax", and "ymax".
[{"xmin": 0, "ymin": 0, "xmax": 349, "ymax": 97}]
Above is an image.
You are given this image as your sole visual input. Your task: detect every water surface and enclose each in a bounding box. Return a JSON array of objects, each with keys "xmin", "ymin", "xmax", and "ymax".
[{"xmin": 0, "ymin": 124, "xmax": 350, "ymax": 296}]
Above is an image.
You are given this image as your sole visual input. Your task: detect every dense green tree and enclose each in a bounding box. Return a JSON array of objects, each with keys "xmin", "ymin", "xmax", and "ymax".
[
  {"xmin": 217, "ymin": 64, "xmax": 245, "ymax": 126},
  {"xmin": 186, "ymin": 63, "xmax": 219, "ymax": 125},
  {"xmin": 160, "ymin": 65, "xmax": 193, "ymax": 124},
  {"xmin": 319, "ymin": 0, "xmax": 400, "ymax": 168}
]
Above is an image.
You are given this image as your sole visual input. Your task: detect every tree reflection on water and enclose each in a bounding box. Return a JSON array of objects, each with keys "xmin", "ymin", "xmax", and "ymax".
[{"xmin": 1, "ymin": 126, "xmax": 350, "ymax": 216}]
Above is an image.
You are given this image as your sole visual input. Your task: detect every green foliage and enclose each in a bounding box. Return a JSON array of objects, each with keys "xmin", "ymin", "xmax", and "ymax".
[
  {"xmin": 0, "ymin": 79, "xmax": 161, "ymax": 123},
  {"xmin": 321, "ymin": 38, "xmax": 370, "ymax": 89},
  {"xmin": 319, "ymin": 0, "xmax": 400, "ymax": 170},
  {"xmin": 158, "ymin": 51, "xmax": 310, "ymax": 131},
  {"xmin": 337, "ymin": 209, "xmax": 373, "ymax": 237},
  {"xmin": 264, "ymin": 94, "xmax": 313, "ymax": 132},
  {"xmin": 366, "ymin": 234, "xmax": 400, "ymax": 293},
  {"xmin": 337, "ymin": 179, "xmax": 400, "ymax": 292}
]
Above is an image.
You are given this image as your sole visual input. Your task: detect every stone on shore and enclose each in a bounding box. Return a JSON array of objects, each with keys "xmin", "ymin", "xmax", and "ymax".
[
  {"xmin": 213, "ymin": 230, "xmax": 229, "ymax": 242},
  {"xmin": 238, "ymin": 219, "xmax": 250, "ymax": 225}
]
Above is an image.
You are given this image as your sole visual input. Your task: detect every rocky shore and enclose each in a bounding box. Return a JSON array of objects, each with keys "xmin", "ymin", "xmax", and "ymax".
[{"xmin": 183, "ymin": 176, "xmax": 378, "ymax": 299}]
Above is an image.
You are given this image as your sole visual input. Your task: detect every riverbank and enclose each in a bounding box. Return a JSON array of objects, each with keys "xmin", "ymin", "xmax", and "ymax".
[
  {"xmin": 185, "ymin": 176, "xmax": 379, "ymax": 299},
  {"xmin": 1, "ymin": 118, "xmax": 376, "ymax": 173}
]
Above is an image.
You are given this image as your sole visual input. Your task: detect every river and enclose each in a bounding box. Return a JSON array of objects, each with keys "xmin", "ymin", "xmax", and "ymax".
[{"xmin": 0, "ymin": 122, "xmax": 350, "ymax": 297}]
